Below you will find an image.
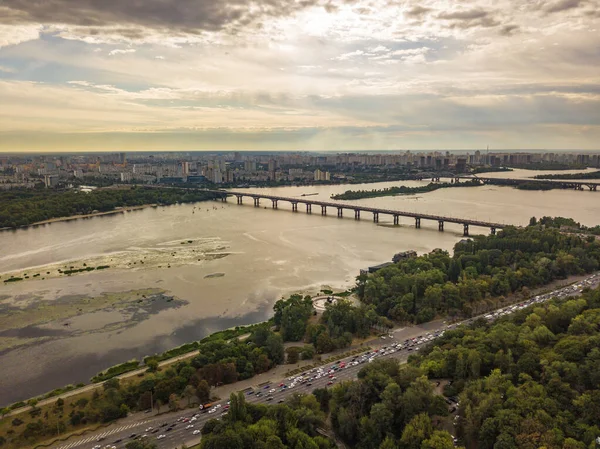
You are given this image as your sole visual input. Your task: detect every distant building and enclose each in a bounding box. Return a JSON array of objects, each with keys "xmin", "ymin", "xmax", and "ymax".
[
  {"xmin": 120, "ymin": 172, "xmax": 133, "ymax": 182},
  {"xmin": 44, "ymin": 174, "xmax": 59, "ymax": 188},
  {"xmin": 314, "ymin": 169, "xmax": 330, "ymax": 181}
]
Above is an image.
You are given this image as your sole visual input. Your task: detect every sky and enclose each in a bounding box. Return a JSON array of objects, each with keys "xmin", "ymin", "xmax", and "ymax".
[{"xmin": 0, "ymin": 0, "xmax": 599, "ymax": 152}]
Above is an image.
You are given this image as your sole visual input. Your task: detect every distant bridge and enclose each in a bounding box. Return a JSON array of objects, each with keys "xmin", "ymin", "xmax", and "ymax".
[{"xmin": 205, "ymin": 189, "xmax": 507, "ymax": 236}]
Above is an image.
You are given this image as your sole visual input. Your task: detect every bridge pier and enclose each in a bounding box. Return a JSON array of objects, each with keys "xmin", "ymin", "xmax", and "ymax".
[
  {"xmin": 306, "ymin": 204, "xmax": 312, "ymax": 214},
  {"xmin": 454, "ymin": 177, "xmax": 460, "ymax": 183},
  {"xmin": 491, "ymin": 227, "xmax": 496, "ymax": 235},
  {"xmin": 354, "ymin": 210, "xmax": 360, "ymax": 220},
  {"xmin": 272, "ymin": 199, "xmax": 278, "ymax": 209},
  {"xmin": 236, "ymin": 195, "xmax": 243, "ymax": 205},
  {"xmin": 221, "ymin": 196, "xmax": 227, "ymax": 202},
  {"xmin": 292, "ymin": 202, "xmax": 298, "ymax": 212},
  {"xmin": 337, "ymin": 207, "xmax": 343, "ymax": 218},
  {"xmin": 438, "ymin": 220, "xmax": 444, "ymax": 232},
  {"xmin": 589, "ymin": 185, "xmax": 597, "ymax": 191},
  {"xmin": 321, "ymin": 205, "xmax": 327, "ymax": 215},
  {"xmin": 373, "ymin": 212, "xmax": 379, "ymax": 223},
  {"xmin": 415, "ymin": 217, "xmax": 421, "ymax": 229},
  {"xmin": 463, "ymin": 224, "xmax": 469, "ymax": 236},
  {"xmin": 253, "ymin": 198, "xmax": 260, "ymax": 207},
  {"xmin": 393, "ymin": 215, "xmax": 399, "ymax": 225}
]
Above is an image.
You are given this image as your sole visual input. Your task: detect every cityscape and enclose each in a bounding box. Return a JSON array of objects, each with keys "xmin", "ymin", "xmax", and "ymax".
[
  {"xmin": 1, "ymin": 150, "xmax": 600, "ymax": 189},
  {"xmin": 1, "ymin": 0, "xmax": 600, "ymax": 448}
]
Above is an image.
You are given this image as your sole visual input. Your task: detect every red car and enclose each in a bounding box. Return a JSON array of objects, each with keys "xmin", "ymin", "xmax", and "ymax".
[
  {"xmin": 327, "ymin": 381, "xmax": 333, "ymax": 385},
  {"xmin": 279, "ymin": 383, "xmax": 285, "ymax": 387}
]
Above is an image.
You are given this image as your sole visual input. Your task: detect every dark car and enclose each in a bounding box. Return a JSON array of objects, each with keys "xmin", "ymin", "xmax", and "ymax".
[
  {"xmin": 306, "ymin": 383, "xmax": 312, "ymax": 386},
  {"xmin": 166, "ymin": 427, "xmax": 173, "ymax": 432},
  {"xmin": 113, "ymin": 439, "xmax": 122, "ymax": 444},
  {"xmin": 266, "ymin": 397, "xmax": 273, "ymax": 401},
  {"xmin": 278, "ymin": 399, "xmax": 284, "ymax": 403},
  {"xmin": 449, "ymin": 407, "xmax": 457, "ymax": 413},
  {"xmin": 445, "ymin": 398, "xmax": 453, "ymax": 405},
  {"xmin": 161, "ymin": 423, "xmax": 168, "ymax": 427},
  {"xmin": 130, "ymin": 434, "xmax": 137, "ymax": 439}
]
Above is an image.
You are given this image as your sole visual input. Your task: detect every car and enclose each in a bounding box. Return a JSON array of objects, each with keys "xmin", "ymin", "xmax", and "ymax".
[
  {"xmin": 113, "ymin": 439, "xmax": 122, "ymax": 444},
  {"xmin": 151, "ymin": 429, "xmax": 159, "ymax": 434},
  {"xmin": 193, "ymin": 430, "xmax": 201, "ymax": 435},
  {"xmin": 266, "ymin": 397, "xmax": 273, "ymax": 401},
  {"xmin": 306, "ymin": 382, "xmax": 312, "ymax": 386},
  {"xmin": 247, "ymin": 390, "xmax": 254, "ymax": 395},
  {"xmin": 97, "ymin": 435, "xmax": 106, "ymax": 441},
  {"xmin": 166, "ymin": 427, "xmax": 173, "ymax": 432},
  {"xmin": 157, "ymin": 434, "xmax": 166, "ymax": 440},
  {"xmin": 327, "ymin": 381, "xmax": 333, "ymax": 385},
  {"xmin": 145, "ymin": 427, "xmax": 153, "ymax": 432},
  {"xmin": 93, "ymin": 445, "xmax": 102, "ymax": 449},
  {"xmin": 264, "ymin": 385, "xmax": 271, "ymax": 389},
  {"xmin": 160, "ymin": 423, "xmax": 168, "ymax": 427},
  {"xmin": 186, "ymin": 424, "xmax": 194, "ymax": 429},
  {"xmin": 269, "ymin": 389, "xmax": 276, "ymax": 393},
  {"xmin": 278, "ymin": 399, "xmax": 284, "ymax": 403},
  {"xmin": 129, "ymin": 434, "xmax": 137, "ymax": 439},
  {"xmin": 279, "ymin": 383, "xmax": 285, "ymax": 387}
]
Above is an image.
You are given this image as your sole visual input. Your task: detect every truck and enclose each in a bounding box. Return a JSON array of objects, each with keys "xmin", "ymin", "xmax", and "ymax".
[{"xmin": 199, "ymin": 402, "xmax": 213, "ymax": 411}]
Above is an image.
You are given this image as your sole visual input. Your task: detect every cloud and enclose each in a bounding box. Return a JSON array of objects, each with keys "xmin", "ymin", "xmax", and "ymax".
[
  {"xmin": 0, "ymin": 23, "xmax": 41, "ymax": 47},
  {"xmin": 499, "ymin": 24, "xmax": 520, "ymax": 35},
  {"xmin": 404, "ymin": 6, "xmax": 432, "ymax": 19},
  {"xmin": 437, "ymin": 8, "xmax": 500, "ymax": 29},
  {"xmin": 544, "ymin": 0, "xmax": 587, "ymax": 13},
  {"xmin": 0, "ymin": 0, "xmax": 350, "ymax": 36},
  {"xmin": 108, "ymin": 48, "xmax": 136, "ymax": 56}
]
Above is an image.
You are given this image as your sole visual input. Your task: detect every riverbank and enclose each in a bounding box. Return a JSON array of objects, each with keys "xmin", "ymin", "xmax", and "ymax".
[
  {"xmin": 0, "ymin": 187, "xmax": 218, "ymax": 230},
  {"xmin": 331, "ymin": 179, "xmax": 481, "ymax": 200}
]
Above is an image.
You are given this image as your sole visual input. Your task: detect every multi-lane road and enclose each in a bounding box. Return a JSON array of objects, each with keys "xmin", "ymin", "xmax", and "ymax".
[{"xmin": 50, "ymin": 272, "xmax": 600, "ymax": 449}]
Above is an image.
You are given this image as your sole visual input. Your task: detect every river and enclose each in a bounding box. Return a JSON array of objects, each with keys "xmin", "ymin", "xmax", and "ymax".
[{"xmin": 0, "ymin": 168, "xmax": 599, "ymax": 405}]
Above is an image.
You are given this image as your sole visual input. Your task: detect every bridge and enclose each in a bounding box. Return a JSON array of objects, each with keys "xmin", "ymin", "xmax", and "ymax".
[
  {"xmin": 205, "ymin": 190, "xmax": 507, "ymax": 236},
  {"xmin": 458, "ymin": 175, "xmax": 600, "ymax": 191}
]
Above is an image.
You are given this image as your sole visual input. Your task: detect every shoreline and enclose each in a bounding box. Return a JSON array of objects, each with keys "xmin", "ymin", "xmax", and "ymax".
[{"xmin": 0, "ymin": 204, "xmax": 156, "ymax": 233}]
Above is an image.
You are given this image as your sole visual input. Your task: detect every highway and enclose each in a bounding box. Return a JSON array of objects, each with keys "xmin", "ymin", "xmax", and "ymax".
[{"xmin": 49, "ymin": 272, "xmax": 600, "ymax": 449}]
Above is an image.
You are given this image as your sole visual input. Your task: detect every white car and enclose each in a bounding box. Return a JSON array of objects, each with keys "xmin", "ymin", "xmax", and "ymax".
[
  {"xmin": 193, "ymin": 430, "xmax": 201, "ymax": 435},
  {"xmin": 269, "ymin": 388, "xmax": 276, "ymax": 393},
  {"xmin": 157, "ymin": 435, "xmax": 166, "ymax": 440},
  {"xmin": 186, "ymin": 424, "xmax": 194, "ymax": 429},
  {"xmin": 145, "ymin": 427, "xmax": 153, "ymax": 432}
]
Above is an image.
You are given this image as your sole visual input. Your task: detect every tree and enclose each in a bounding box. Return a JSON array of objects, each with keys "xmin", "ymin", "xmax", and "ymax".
[
  {"xmin": 266, "ymin": 334, "xmax": 285, "ymax": 365},
  {"xmin": 155, "ymin": 399, "xmax": 162, "ymax": 413},
  {"xmin": 146, "ymin": 359, "xmax": 159, "ymax": 372},
  {"xmin": 286, "ymin": 347, "xmax": 301, "ymax": 364},
  {"xmin": 301, "ymin": 345, "xmax": 315, "ymax": 360},
  {"xmin": 168, "ymin": 394, "xmax": 179, "ymax": 412},
  {"xmin": 197, "ymin": 380, "xmax": 211, "ymax": 404},
  {"xmin": 183, "ymin": 385, "xmax": 196, "ymax": 406},
  {"xmin": 400, "ymin": 414, "xmax": 433, "ymax": 449},
  {"xmin": 421, "ymin": 431, "xmax": 455, "ymax": 449}
]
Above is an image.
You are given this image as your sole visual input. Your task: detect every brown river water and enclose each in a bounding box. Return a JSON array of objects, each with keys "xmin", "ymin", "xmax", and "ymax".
[{"xmin": 0, "ymin": 168, "xmax": 599, "ymax": 405}]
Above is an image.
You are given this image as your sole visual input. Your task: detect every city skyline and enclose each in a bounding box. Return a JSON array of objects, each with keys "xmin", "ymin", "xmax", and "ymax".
[{"xmin": 0, "ymin": 0, "xmax": 599, "ymax": 151}]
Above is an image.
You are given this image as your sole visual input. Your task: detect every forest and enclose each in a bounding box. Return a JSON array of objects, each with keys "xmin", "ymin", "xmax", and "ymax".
[
  {"xmin": 0, "ymin": 187, "xmax": 218, "ymax": 228},
  {"xmin": 199, "ymin": 286, "xmax": 600, "ymax": 449},
  {"xmin": 359, "ymin": 225, "xmax": 600, "ymax": 323}
]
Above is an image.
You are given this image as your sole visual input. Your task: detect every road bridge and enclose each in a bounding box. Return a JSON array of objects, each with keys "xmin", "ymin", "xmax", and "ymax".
[{"xmin": 204, "ymin": 190, "xmax": 507, "ymax": 236}]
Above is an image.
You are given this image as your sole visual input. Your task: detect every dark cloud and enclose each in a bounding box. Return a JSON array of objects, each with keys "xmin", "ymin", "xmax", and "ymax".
[
  {"xmin": 437, "ymin": 9, "xmax": 488, "ymax": 20},
  {"xmin": 437, "ymin": 8, "xmax": 500, "ymax": 29},
  {"xmin": 544, "ymin": 0, "xmax": 586, "ymax": 13},
  {"xmin": 404, "ymin": 6, "xmax": 432, "ymax": 18},
  {"xmin": 499, "ymin": 24, "xmax": 520, "ymax": 36},
  {"xmin": 0, "ymin": 0, "xmax": 347, "ymax": 34}
]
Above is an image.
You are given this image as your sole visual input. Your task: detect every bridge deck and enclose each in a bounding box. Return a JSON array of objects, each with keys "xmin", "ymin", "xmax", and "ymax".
[{"xmin": 206, "ymin": 190, "xmax": 506, "ymax": 229}]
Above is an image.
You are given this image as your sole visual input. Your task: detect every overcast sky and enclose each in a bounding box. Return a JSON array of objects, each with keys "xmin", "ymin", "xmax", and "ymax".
[{"xmin": 0, "ymin": 0, "xmax": 599, "ymax": 151}]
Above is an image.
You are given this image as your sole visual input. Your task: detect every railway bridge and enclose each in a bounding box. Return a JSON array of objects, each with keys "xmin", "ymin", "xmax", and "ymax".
[{"xmin": 205, "ymin": 190, "xmax": 507, "ymax": 236}]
